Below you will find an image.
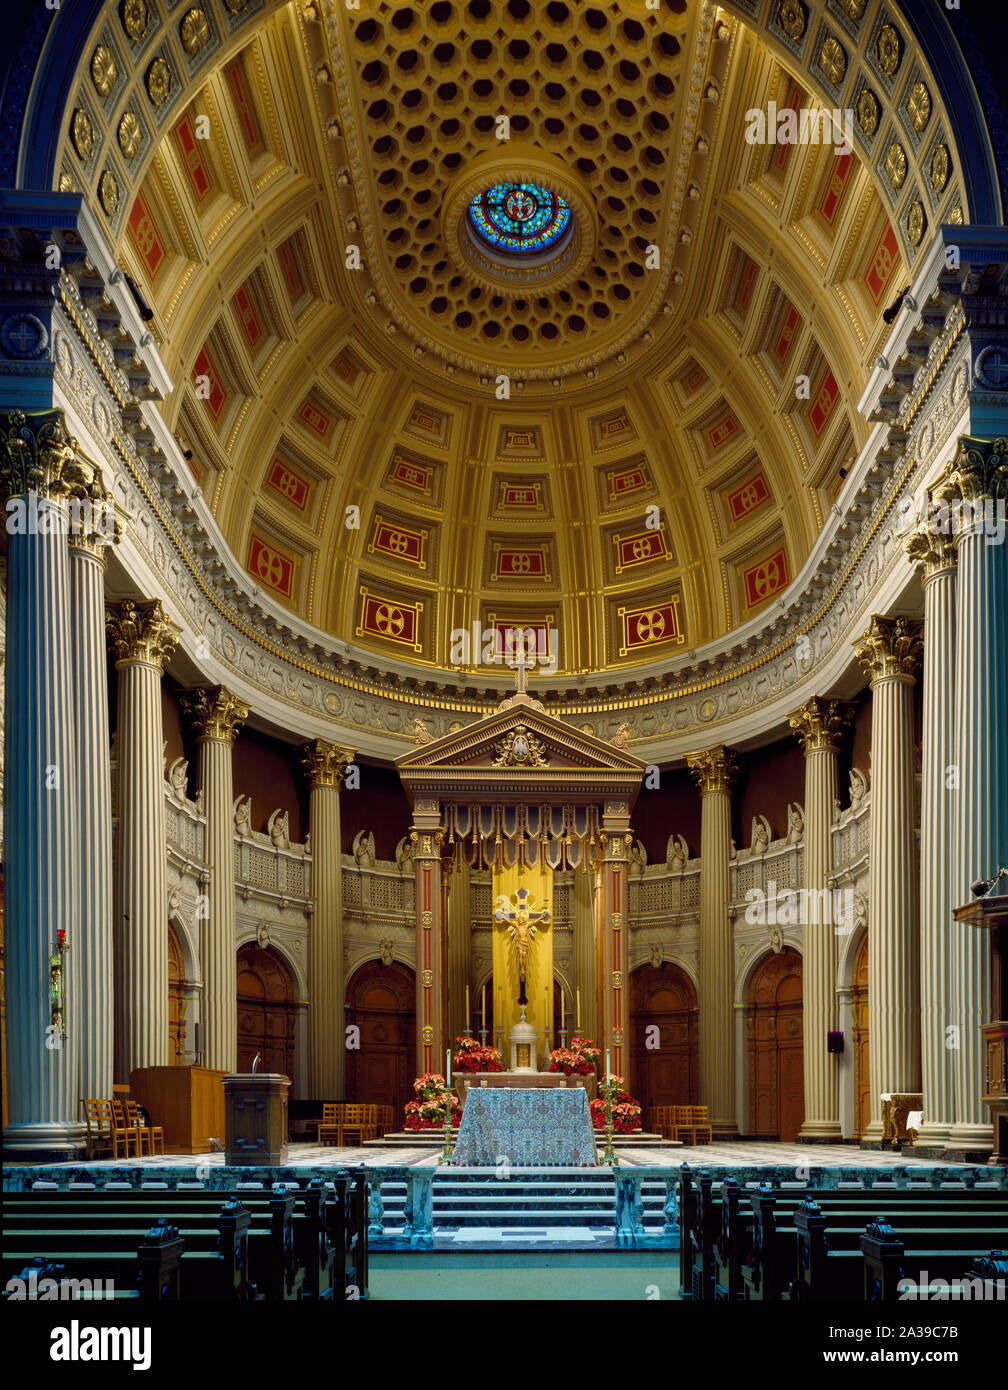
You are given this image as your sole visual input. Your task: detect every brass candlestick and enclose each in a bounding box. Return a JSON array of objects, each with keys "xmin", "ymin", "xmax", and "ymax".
[
  {"xmin": 599, "ymin": 1074, "xmax": 619, "ymax": 1166},
  {"xmin": 438, "ymin": 1087, "xmax": 455, "ymax": 1166},
  {"xmin": 478, "ymin": 1028, "xmax": 488, "ymax": 1046}
]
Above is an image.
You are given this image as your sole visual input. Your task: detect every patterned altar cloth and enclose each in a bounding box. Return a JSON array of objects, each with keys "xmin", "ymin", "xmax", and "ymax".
[{"xmin": 453, "ymin": 1086, "xmax": 597, "ymax": 1167}]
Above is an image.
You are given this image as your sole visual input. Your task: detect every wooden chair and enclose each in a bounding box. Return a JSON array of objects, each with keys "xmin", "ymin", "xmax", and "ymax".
[
  {"xmin": 110, "ymin": 1098, "xmax": 141, "ymax": 1159},
  {"xmin": 317, "ymin": 1103, "xmax": 340, "ymax": 1146},
  {"xmin": 673, "ymin": 1105, "xmax": 696, "ymax": 1144},
  {"xmin": 338, "ymin": 1104, "xmax": 368, "ymax": 1146},
  {"xmin": 689, "ymin": 1104, "xmax": 713, "ymax": 1144},
  {"xmin": 81, "ymin": 1098, "xmax": 113, "ymax": 1160},
  {"xmin": 376, "ymin": 1104, "xmax": 395, "ymax": 1137},
  {"xmin": 126, "ymin": 1099, "xmax": 164, "ymax": 1156},
  {"xmin": 651, "ymin": 1105, "xmax": 671, "ymax": 1138}
]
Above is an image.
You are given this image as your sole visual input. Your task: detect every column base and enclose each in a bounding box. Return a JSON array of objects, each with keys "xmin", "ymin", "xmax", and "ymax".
[
  {"xmin": 859, "ymin": 1119, "xmax": 886, "ymax": 1150},
  {"xmin": 796, "ymin": 1120, "xmax": 843, "ymax": 1143},
  {"xmin": 908, "ymin": 1121, "xmax": 952, "ymax": 1160},
  {"xmin": 943, "ymin": 1122, "xmax": 994, "ymax": 1164},
  {"xmin": 3, "ymin": 1121, "xmax": 87, "ymax": 1164}
]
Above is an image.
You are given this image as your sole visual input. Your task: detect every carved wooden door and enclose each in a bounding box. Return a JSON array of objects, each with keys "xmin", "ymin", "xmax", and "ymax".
[
  {"xmin": 345, "ymin": 961, "xmax": 416, "ymax": 1124},
  {"xmin": 629, "ymin": 964, "xmax": 699, "ymax": 1117},
  {"xmin": 168, "ymin": 926, "xmax": 185, "ymax": 1064},
  {"xmin": 236, "ymin": 944, "xmax": 297, "ymax": 1097},
  {"xmin": 746, "ymin": 948, "xmax": 804, "ymax": 1141}
]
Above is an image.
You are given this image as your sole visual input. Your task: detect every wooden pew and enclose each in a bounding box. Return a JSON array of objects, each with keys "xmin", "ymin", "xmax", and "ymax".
[
  {"xmin": 861, "ymin": 1217, "xmax": 1008, "ymax": 1301},
  {"xmin": 678, "ymin": 1165, "xmax": 697, "ymax": 1299},
  {"xmin": 688, "ymin": 1171, "xmax": 721, "ymax": 1301},
  {"xmin": 2, "ymin": 1226, "xmax": 184, "ymax": 1303}
]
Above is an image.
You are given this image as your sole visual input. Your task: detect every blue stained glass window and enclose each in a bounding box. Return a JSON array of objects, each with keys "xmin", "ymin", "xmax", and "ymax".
[{"xmin": 468, "ymin": 181, "xmax": 571, "ymax": 254}]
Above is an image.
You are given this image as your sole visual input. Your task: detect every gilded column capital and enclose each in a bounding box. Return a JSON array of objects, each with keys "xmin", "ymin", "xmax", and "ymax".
[
  {"xmin": 935, "ymin": 434, "xmax": 1008, "ymax": 507},
  {"xmin": 686, "ymin": 744, "xmax": 739, "ymax": 795},
  {"xmin": 1, "ymin": 408, "xmax": 90, "ymax": 503},
  {"xmin": 300, "ymin": 738, "xmax": 357, "ymax": 788},
  {"xmin": 180, "ymin": 685, "xmax": 249, "ymax": 743},
  {"xmin": 106, "ymin": 599, "xmax": 180, "ymax": 671},
  {"xmin": 853, "ymin": 615, "xmax": 924, "ymax": 686},
  {"xmin": 788, "ymin": 697, "xmax": 854, "ymax": 755},
  {"xmin": 904, "ymin": 526, "xmax": 957, "ymax": 582}
]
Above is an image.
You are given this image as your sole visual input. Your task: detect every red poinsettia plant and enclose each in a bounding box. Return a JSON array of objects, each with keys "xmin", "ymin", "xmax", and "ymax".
[
  {"xmin": 546, "ymin": 1034, "xmax": 600, "ymax": 1076},
  {"xmin": 589, "ymin": 1077, "xmax": 643, "ymax": 1134},
  {"xmin": 452, "ymin": 1035, "xmax": 504, "ymax": 1073},
  {"xmin": 403, "ymin": 1072, "xmax": 462, "ymax": 1129}
]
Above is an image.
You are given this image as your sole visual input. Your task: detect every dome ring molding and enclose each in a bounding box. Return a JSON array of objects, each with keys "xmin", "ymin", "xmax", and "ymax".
[{"xmin": 442, "ymin": 147, "xmax": 596, "ymax": 300}]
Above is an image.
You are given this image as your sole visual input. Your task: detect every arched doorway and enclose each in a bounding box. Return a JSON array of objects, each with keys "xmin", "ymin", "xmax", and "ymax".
[
  {"xmin": 852, "ymin": 934, "xmax": 870, "ymax": 1140},
  {"xmin": 168, "ymin": 925, "xmax": 185, "ymax": 1064},
  {"xmin": 629, "ymin": 963, "xmax": 699, "ymax": 1120},
  {"xmin": 746, "ymin": 948, "xmax": 804, "ymax": 1141},
  {"xmin": 236, "ymin": 944, "xmax": 297, "ymax": 1097},
  {"xmin": 345, "ymin": 961, "xmax": 415, "ymax": 1124}
]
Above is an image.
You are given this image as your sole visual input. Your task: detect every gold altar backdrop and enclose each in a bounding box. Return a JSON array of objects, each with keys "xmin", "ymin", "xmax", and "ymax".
[{"xmin": 492, "ymin": 859, "xmax": 554, "ymax": 1067}]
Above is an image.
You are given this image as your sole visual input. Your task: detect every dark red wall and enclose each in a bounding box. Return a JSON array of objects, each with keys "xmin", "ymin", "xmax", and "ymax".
[
  {"xmin": 735, "ymin": 737, "xmax": 805, "ymax": 846},
  {"xmin": 634, "ymin": 765, "xmax": 702, "ymax": 864},
  {"xmin": 342, "ymin": 760, "xmax": 413, "ymax": 859},
  {"xmin": 233, "ymin": 725, "xmax": 306, "ymax": 842}
]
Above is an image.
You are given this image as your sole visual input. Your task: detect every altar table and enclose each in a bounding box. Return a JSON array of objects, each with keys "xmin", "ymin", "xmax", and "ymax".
[{"xmin": 453, "ymin": 1086, "xmax": 597, "ymax": 1167}]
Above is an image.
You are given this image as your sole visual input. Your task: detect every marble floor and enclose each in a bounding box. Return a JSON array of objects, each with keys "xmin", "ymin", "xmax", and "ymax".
[{"xmin": 31, "ymin": 1138, "xmax": 970, "ymax": 1171}]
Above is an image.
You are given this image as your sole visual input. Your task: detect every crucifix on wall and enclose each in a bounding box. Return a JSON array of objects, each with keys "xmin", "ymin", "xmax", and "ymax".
[{"xmin": 494, "ymin": 887, "xmax": 551, "ymax": 1005}]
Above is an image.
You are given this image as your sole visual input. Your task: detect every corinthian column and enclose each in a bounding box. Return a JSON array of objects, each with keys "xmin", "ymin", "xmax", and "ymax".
[
  {"xmin": 789, "ymin": 697, "xmax": 854, "ymax": 1141},
  {"xmin": 2, "ymin": 409, "xmax": 83, "ymax": 1156},
  {"xmin": 905, "ymin": 526, "xmax": 958, "ymax": 1149},
  {"xmin": 446, "ymin": 856, "xmax": 472, "ymax": 1046},
  {"xmin": 937, "ymin": 437, "xmax": 1008, "ymax": 1154},
  {"xmin": 107, "ymin": 600, "xmax": 180, "ymax": 1079},
  {"xmin": 687, "ymin": 745, "xmax": 740, "ymax": 1137},
  {"xmin": 68, "ymin": 479, "xmax": 116, "ymax": 1106},
  {"xmin": 597, "ymin": 800, "xmax": 632, "ymax": 1077},
  {"xmin": 181, "ymin": 687, "xmax": 248, "ymax": 1074},
  {"xmin": 300, "ymin": 740, "xmax": 355, "ymax": 1100},
  {"xmin": 573, "ymin": 863, "xmax": 597, "ymax": 1040},
  {"xmin": 854, "ymin": 616, "xmax": 923, "ymax": 1144}
]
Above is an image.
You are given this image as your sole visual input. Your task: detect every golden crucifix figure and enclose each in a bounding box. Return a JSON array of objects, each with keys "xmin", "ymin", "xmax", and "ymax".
[{"xmin": 494, "ymin": 886, "xmax": 551, "ymax": 1004}]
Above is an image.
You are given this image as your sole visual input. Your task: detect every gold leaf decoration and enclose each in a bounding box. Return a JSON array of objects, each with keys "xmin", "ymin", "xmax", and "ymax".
[
  {"xmin": 907, "ymin": 81, "xmax": 931, "ymax": 133},
  {"xmin": 146, "ymin": 56, "xmax": 174, "ymax": 107},
  {"xmin": 857, "ymin": 87, "xmax": 880, "ymax": 136},
  {"xmin": 906, "ymin": 199, "xmax": 926, "ymax": 248},
  {"xmin": 121, "ymin": 0, "xmax": 151, "ymax": 43},
  {"xmin": 180, "ymin": 7, "xmax": 210, "ymax": 56},
  {"xmin": 776, "ymin": 0, "xmax": 806, "ymax": 42},
  {"xmin": 876, "ymin": 23, "xmax": 902, "ymax": 77},
  {"xmin": 117, "ymin": 110, "xmax": 142, "ymax": 160},
  {"xmin": 929, "ymin": 144, "xmax": 950, "ymax": 193},
  {"xmin": 885, "ymin": 142, "xmax": 907, "ymax": 190},
  {"xmin": 819, "ymin": 35, "xmax": 847, "ymax": 86},
  {"xmin": 91, "ymin": 44, "xmax": 117, "ymax": 98},
  {"xmin": 843, "ymin": 0, "xmax": 866, "ymax": 18},
  {"xmin": 98, "ymin": 169, "xmax": 121, "ymax": 217},
  {"xmin": 71, "ymin": 108, "xmax": 94, "ymax": 161}
]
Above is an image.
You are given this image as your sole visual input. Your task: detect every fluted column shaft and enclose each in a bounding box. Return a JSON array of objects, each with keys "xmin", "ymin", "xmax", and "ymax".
[
  {"xmin": 940, "ymin": 438, "xmax": 1008, "ymax": 1147},
  {"xmin": 69, "ymin": 529, "xmax": 115, "ymax": 1105},
  {"xmin": 596, "ymin": 802, "xmax": 631, "ymax": 1076},
  {"xmin": 855, "ymin": 616, "xmax": 923, "ymax": 1142},
  {"xmin": 108, "ymin": 601, "xmax": 180, "ymax": 1080},
  {"xmin": 688, "ymin": 746, "xmax": 739, "ymax": 1137},
  {"xmin": 412, "ymin": 815, "xmax": 445, "ymax": 1076},
  {"xmin": 447, "ymin": 857, "xmax": 471, "ymax": 1045},
  {"xmin": 906, "ymin": 529, "xmax": 958, "ymax": 1145},
  {"xmin": 573, "ymin": 864, "xmax": 597, "ymax": 1038},
  {"xmin": 302, "ymin": 740, "xmax": 354, "ymax": 1099},
  {"xmin": 2, "ymin": 410, "xmax": 83, "ymax": 1153},
  {"xmin": 182, "ymin": 687, "xmax": 248, "ymax": 1074},
  {"xmin": 790, "ymin": 699, "xmax": 853, "ymax": 1140}
]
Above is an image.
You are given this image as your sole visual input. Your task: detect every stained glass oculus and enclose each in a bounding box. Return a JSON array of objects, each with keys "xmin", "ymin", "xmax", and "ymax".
[{"xmin": 469, "ymin": 181, "xmax": 571, "ymax": 255}]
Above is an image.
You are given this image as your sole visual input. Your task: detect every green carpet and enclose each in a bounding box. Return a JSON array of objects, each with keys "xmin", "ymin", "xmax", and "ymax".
[{"xmin": 369, "ymin": 1252, "xmax": 680, "ymax": 1300}]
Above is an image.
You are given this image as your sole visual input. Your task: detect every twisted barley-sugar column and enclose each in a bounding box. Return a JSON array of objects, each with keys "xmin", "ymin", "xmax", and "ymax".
[
  {"xmin": 68, "ymin": 476, "xmax": 116, "ymax": 1105},
  {"xmin": 789, "ymin": 697, "xmax": 853, "ymax": 1142},
  {"xmin": 687, "ymin": 744, "xmax": 739, "ymax": 1138},
  {"xmin": 854, "ymin": 615, "xmax": 923, "ymax": 1144},
  {"xmin": 301, "ymin": 740, "xmax": 355, "ymax": 1099},
  {"xmin": 107, "ymin": 598, "xmax": 180, "ymax": 1081},
  {"xmin": 937, "ymin": 437, "xmax": 1008, "ymax": 1151},
  {"xmin": 1, "ymin": 409, "xmax": 84, "ymax": 1154},
  {"xmin": 905, "ymin": 526, "xmax": 958, "ymax": 1149},
  {"xmin": 181, "ymin": 687, "xmax": 248, "ymax": 1075}
]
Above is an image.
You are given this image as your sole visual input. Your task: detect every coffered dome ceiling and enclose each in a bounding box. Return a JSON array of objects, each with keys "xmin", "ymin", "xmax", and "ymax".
[{"xmin": 56, "ymin": 0, "xmax": 971, "ymax": 681}]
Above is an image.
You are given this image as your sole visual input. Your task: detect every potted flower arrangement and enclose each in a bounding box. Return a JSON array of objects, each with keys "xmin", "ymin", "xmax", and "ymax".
[
  {"xmin": 403, "ymin": 1073, "xmax": 462, "ymax": 1130},
  {"xmin": 452, "ymin": 1035, "xmax": 504, "ymax": 1074},
  {"xmin": 589, "ymin": 1076, "xmax": 643, "ymax": 1135},
  {"xmin": 546, "ymin": 1034, "xmax": 601, "ymax": 1098}
]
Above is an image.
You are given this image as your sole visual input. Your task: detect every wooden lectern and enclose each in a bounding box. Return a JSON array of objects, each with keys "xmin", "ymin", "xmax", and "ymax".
[
  {"xmin": 953, "ymin": 891, "xmax": 1008, "ymax": 1165},
  {"xmin": 130, "ymin": 1066, "xmax": 227, "ymax": 1155}
]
